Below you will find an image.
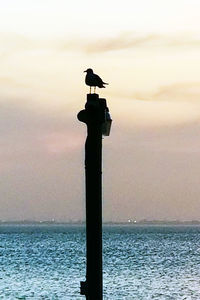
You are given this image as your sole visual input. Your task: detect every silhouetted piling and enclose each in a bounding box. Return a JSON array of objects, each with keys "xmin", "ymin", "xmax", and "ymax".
[{"xmin": 78, "ymin": 93, "xmax": 111, "ymax": 300}]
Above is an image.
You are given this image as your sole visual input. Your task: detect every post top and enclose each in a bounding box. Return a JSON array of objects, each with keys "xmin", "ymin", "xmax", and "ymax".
[{"xmin": 87, "ymin": 93, "xmax": 99, "ymax": 101}]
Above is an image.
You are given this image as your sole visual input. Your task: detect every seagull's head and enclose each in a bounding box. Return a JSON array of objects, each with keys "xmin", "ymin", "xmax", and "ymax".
[{"xmin": 84, "ymin": 68, "xmax": 93, "ymax": 74}]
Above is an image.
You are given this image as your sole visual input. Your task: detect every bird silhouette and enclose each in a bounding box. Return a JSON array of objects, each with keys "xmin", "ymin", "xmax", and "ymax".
[{"xmin": 84, "ymin": 68, "xmax": 108, "ymax": 94}]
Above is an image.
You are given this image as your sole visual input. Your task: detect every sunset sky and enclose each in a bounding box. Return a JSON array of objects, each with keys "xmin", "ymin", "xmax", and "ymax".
[{"xmin": 0, "ymin": 0, "xmax": 200, "ymax": 221}]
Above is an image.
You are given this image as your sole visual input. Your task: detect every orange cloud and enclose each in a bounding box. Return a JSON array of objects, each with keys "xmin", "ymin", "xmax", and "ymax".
[{"xmin": 42, "ymin": 132, "xmax": 83, "ymax": 155}]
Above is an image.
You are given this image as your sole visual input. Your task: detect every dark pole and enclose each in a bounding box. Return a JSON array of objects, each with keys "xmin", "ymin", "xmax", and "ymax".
[{"xmin": 78, "ymin": 93, "xmax": 111, "ymax": 300}]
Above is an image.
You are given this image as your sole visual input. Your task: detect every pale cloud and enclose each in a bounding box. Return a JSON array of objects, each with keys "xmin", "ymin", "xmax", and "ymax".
[
  {"xmin": 153, "ymin": 82, "xmax": 200, "ymax": 102},
  {"xmin": 0, "ymin": 32, "xmax": 58, "ymax": 58},
  {"xmin": 55, "ymin": 32, "xmax": 200, "ymax": 54},
  {"xmin": 1, "ymin": 31, "xmax": 200, "ymax": 57},
  {"xmin": 84, "ymin": 32, "xmax": 200, "ymax": 53},
  {"xmin": 84, "ymin": 33, "xmax": 157, "ymax": 53},
  {"xmin": 133, "ymin": 82, "xmax": 200, "ymax": 102},
  {"xmin": 107, "ymin": 82, "xmax": 200, "ymax": 131}
]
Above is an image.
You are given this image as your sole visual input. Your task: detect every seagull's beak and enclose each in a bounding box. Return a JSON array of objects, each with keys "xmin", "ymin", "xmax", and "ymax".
[{"xmin": 84, "ymin": 70, "xmax": 87, "ymax": 73}]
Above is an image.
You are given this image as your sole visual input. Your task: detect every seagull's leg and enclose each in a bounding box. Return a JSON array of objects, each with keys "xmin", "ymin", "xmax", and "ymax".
[
  {"xmin": 90, "ymin": 86, "xmax": 91, "ymax": 94},
  {"xmin": 94, "ymin": 86, "xmax": 96, "ymax": 93}
]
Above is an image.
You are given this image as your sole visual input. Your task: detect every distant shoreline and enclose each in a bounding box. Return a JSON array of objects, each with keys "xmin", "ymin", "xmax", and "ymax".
[{"xmin": 1, "ymin": 220, "xmax": 200, "ymax": 225}]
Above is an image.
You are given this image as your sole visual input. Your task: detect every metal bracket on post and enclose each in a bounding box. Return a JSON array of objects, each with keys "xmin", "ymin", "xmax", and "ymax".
[
  {"xmin": 80, "ymin": 281, "xmax": 88, "ymax": 296},
  {"xmin": 77, "ymin": 93, "xmax": 112, "ymax": 300}
]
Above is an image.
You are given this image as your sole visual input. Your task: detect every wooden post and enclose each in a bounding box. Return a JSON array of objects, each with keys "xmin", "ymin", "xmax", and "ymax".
[{"xmin": 78, "ymin": 93, "xmax": 108, "ymax": 299}]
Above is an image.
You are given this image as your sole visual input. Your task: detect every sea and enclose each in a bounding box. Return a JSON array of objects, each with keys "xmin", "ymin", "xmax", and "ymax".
[{"xmin": 0, "ymin": 224, "xmax": 200, "ymax": 299}]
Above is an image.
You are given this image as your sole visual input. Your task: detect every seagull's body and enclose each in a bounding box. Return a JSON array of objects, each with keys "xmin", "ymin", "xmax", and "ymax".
[{"xmin": 84, "ymin": 68, "xmax": 108, "ymax": 93}]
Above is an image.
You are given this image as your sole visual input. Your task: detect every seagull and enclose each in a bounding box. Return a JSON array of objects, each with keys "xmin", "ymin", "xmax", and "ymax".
[{"xmin": 84, "ymin": 68, "xmax": 108, "ymax": 93}]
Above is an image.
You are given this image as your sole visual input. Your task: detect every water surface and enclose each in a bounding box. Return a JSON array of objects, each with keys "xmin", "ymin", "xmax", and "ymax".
[{"xmin": 0, "ymin": 224, "xmax": 200, "ymax": 299}]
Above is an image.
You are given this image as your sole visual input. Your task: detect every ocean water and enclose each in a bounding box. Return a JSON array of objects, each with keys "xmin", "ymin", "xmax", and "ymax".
[{"xmin": 0, "ymin": 225, "xmax": 200, "ymax": 299}]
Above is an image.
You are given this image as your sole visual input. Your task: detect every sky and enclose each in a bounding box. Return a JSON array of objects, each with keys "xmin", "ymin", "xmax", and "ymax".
[{"xmin": 0, "ymin": 0, "xmax": 200, "ymax": 221}]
